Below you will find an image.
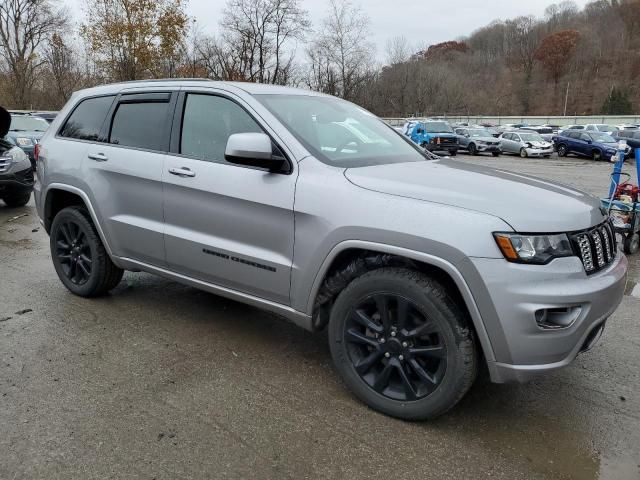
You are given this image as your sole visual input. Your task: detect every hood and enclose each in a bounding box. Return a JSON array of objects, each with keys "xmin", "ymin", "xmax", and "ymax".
[
  {"xmin": 470, "ymin": 136, "xmax": 499, "ymax": 143},
  {"xmin": 345, "ymin": 159, "xmax": 605, "ymax": 232},
  {"xmin": 525, "ymin": 140, "xmax": 552, "ymax": 148}
]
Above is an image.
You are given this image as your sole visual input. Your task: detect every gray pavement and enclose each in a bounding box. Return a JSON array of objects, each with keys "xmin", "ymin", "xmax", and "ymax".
[{"xmin": 1, "ymin": 154, "xmax": 639, "ymax": 479}]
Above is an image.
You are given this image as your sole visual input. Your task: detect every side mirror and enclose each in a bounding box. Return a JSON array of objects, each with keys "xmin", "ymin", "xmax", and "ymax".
[
  {"xmin": 225, "ymin": 133, "xmax": 285, "ymax": 173},
  {"xmin": 586, "ymin": 139, "xmax": 592, "ymax": 144}
]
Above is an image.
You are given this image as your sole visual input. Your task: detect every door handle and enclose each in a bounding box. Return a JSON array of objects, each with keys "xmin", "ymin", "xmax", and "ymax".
[
  {"xmin": 169, "ymin": 167, "xmax": 196, "ymax": 178},
  {"xmin": 88, "ymin": 153, "xmax": 108, "ymax": 162}
]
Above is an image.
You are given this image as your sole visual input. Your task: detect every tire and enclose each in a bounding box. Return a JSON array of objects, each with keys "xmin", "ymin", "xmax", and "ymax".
[
  {"xmin": 328, "ymin": 267, "xmax": 477, "ymax": 421},
  {"xmin": 491, "ymin": 151, "xmax": 500, "ymax": 157},
  {"xmin": 557, "ymin": 144, "xmax": 568, "ymax": 157},
  {"xmin": 592, "ymin": 149, "xmax": 602, "ymax": 161},
  {"xmin": 449, "ymin": 149, "xmax": 457, "ymax": 157},
  {"xmin": 468, "ymin": 144, "xmax": 477, "ymax": 156},
  {"xmin": 519, "ymin": 148, "xmax": 528, "ymax": 158},
  {"xmin": 624, "ymin": 233, "xmax": 639, "ymax": 255},
  {"xmin": 50, "ymin": 206, "xmax": 124, "ymax": 297},
  {"xmin": 2, "ymin": 190, "xmax": 31, "ymax": 207}
]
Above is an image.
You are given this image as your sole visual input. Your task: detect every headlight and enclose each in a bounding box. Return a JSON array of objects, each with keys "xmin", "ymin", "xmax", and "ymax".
[
  {"xmin": 494, "ymin": 232, "xmax": 573, "ymax": 264},
  {"xmin": 15, "ymin": 137, "xmax": 33, "ymax": 147},
  {"xmin": 476, "ymin": 140, "xmax": 486, "ymax": 145}
]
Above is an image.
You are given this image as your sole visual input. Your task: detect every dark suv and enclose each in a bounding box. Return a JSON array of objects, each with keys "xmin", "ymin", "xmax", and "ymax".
[
  {"xmin": 0, "ymin": 108, "xmax": 34, "ymax": 207},
  {"xmin": 554, "ymin": 130, "xmax": 629, "ymax": 161}
]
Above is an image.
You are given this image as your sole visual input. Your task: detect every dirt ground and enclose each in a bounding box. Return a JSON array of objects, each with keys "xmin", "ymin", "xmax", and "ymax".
[{"xmin": 1, "ymin": 153, "xmax": 639, "ymax": 479}]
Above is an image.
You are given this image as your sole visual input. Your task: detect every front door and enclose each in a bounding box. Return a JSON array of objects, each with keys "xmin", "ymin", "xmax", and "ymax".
[{"xmin": 162, "ymin": 92, "xmax": 296, "ymax": 305}]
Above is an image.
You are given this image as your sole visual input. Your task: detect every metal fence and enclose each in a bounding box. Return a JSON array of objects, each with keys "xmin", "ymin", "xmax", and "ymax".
[{"xmin": 382, "ymin": 115, "xmax": 640, "ymax": 127}]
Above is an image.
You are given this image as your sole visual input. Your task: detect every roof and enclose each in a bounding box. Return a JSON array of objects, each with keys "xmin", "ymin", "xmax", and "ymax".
[{"xmin": 73, "ymin": 78, "xmax": 327, "ymax": 98}]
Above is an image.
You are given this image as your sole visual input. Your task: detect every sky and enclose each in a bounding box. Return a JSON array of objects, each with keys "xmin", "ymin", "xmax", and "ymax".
[{"xmin": 65, "ymin": 0, "xmax": 593, "ymax": 59}]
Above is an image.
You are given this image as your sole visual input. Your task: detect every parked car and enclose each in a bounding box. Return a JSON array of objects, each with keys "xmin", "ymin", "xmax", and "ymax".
[
  {"xmin": 0, "ymin": 107, "xmax": 34, "ymax": 207},
  {"xmin": 499, "ymin": 131, "xmax": 553, "ymax": 158},
  {"xmin": 584, "ymin": 124, "xmax": 618, "ymax": 135},
  {"xmin": 34, "ymin": 80, "xmax": 628, "ymax": 420},
  {"xmin": 554, "ymin": 130, "xmax": 630, "ymax": 161},
  {"xmin": 561, "ymin": 125, "xmax": 585, "ymax": 132},
  {"xmin": 32, "ymin": 111, "xmax": 58, "ymax": 123},
  {"xmin": 521, "ymin": 126, "xmax": 554, "ymax": 142},
  {"xmin": 5, "ymin": 114, "xmax": 49, "ymax": 168},
  {"xmin": 614, "ymin": 130, "xmax": 640, "ymax": 157},
  {"xmin": 406, "ymin": 120, "xmax": 459, "ymax": 156},
  {"xmin": 454, "ymin": 127, "xmax": 501, "ymax": 156}
]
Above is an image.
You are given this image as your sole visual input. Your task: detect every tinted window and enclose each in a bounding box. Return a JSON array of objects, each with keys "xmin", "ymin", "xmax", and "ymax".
[
  {"xmin": 567, "ymin": 132, "xmax": 580, "ymax": 139},
  {"xmin": 109, "ymin": 102, "xmax": 170, "ymax": 151},
  {"xmin": 60, "ymin": 96, "xmax": 115, "ymax": 141},
  {"xmin": 180, "ymin": 94, "xmax": 263, "ymax": 163}
]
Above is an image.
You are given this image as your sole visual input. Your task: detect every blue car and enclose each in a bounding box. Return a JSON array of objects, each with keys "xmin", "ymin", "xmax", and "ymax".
[
  {"xmin": 553, "ymin": 130, "xmax": 630, "ymax": 161},
  {"xmin": 404, "ymin": 120, "xmax": 459, "ymax": 156}
]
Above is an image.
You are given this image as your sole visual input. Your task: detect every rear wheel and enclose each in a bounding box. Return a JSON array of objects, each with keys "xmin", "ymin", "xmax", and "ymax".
[
  {"xmin": 468, "ymin": 143, "xmax": 477, "ymax": 156},
  {"xmin": 2, "ymin": 190, "xmax": 31, "ymax": 207},
  {"xmin": 557, "ymin": 144, "xmax": 568, "ymax": 157},
  {"xmin": 328, "ymin": 268, "xmax": 477, "ymax": 420},
  {"xmin": 519, "ymin": 148, "xmax": 528, "ymax": 158},
  {"xmin": 50, "ymin": 206, "xmax": 124, "ymax": 297},
  {"xmin": 624, "ymin": 233, "xmax": 639, "ymax": 255},
  {"xmin": 592, "ymin": 149, "xmax": 602, "ymax": 161}
]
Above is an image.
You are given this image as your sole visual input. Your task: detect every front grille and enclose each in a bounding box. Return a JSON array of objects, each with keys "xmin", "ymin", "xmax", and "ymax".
[
  {"xmin": 434, "ymin": 137, "xmax": 456, "ymax": 145},
  {"xmin": 0, "ymin": 155, "xmax": 11, "ymax": 173},
  {"xmin": 570, "ymin": 221, "xmax": 616, "ymax": 275}
]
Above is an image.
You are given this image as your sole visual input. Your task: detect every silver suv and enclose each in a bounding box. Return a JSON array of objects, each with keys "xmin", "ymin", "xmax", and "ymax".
[{"xmin": 34, "ymin": 80, "xmax": 628, "ymax": 420}]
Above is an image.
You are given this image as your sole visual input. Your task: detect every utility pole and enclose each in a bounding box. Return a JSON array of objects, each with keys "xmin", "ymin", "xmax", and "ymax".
[{"xmin": 563, "ymin": 81, "xmax": 570, "ymax": 116}]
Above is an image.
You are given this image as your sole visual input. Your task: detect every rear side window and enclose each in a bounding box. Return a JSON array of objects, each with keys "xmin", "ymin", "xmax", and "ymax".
[
  {"xmin": 180, "ymin": 94, "xmax": 263, "ymax": 163},
  {"xmin": 59, "ymin": 96, "xmax": 115, "ymax": 141},
  {"xmin": 109, "ymin": 101, "xmax": 170, "ymax": 151}
]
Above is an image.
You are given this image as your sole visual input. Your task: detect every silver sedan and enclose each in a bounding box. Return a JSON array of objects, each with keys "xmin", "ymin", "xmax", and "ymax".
[{"xmin": 499, "ymin": 131, "xmax": 554, "ymax": 158}]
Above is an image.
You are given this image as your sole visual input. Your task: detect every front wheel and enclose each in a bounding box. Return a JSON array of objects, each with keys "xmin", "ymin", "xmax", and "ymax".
[
  {"xmin": 468, "ymin": 144, "xmax": 477, "ymax": 156},
  {"xmin": 449, "ymin": 149, "xmax": 457, "ymax": 157},
  {"xmin": 328, "ymin": 268, "xmax": 477, "ymax": 420},
  {"xmin": 519, "ymin": 148, "xmax": 528, "ymax": 158},
  {"xmin": 592, "ymin": 149, "xmax": 602, "ymax": 161},
  {"xmin": 50, "ymin": 206, "xmax": 124, "ymax": 297},
  {"xmin": 624, "ymin": 233, "xmax": 639, "ymax": 255},
  {"xmin": 557, "ymin": 144, "xmax": 568, "ymax": 157},
  {"xmin": 492, "ymin": 151, "xmax": 500, "ymax": 157}
]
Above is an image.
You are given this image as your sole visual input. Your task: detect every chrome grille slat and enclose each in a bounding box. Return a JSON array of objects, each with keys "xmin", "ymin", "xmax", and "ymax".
[
  {"xmin": 0, "ymin": 156, "xmax": 11, "ymax": 173},
  {"xmin": 570, "ymin": 221, "xmax": 616, "ymax": 275}
]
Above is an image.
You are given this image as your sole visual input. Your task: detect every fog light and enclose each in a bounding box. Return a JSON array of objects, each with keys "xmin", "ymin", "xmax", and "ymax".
[{"xmin": 535, "ymin": 306, "xmax": 582, "ymax": 330}]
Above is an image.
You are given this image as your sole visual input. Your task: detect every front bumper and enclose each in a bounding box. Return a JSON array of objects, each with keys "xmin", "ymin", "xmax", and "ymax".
[
  {"xmin": 468, "ymin": 252, "xmax": 628, "ymax": 383},
  {"xmin": 526, "ymin": 147, "xmax": 554, "ymax": 157},
  {"xmin": 475, "ymin": 144, "xmax": 500, "ymax": 153},
  {"xmin": 426, "ymin": 144, "xmax": 458, "ymax": 153},
  {"xmin": 0, "ymin": 167, "xmax": 34, "ymax": 194}
]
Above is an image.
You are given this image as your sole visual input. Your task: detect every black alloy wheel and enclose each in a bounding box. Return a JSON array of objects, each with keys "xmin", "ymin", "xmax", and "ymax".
[
  {"xmin": 55, "ymin": 219, "xmax": 92, "ymax": 285},
  {"xmin": 344, "ymin": 293, "xmax": 447, "ymax": 401}
]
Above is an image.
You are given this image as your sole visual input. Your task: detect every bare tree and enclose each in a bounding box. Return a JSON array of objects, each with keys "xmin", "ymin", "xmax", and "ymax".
[
  {"xmin": 220, "ymin": 0, "xmax": 309, "ymax": 84},
  {"xmin": 42, "ymin": 33, "xmax": 83, "ymax": 105},
  {"xmin": 385, "ymin": 35, "xmax": 410, "ymax": 65},
  {"xmin": 0, "ymin": 0, "xmax": 66, "ymax": 108},
  {"xmin": 307, "ymin": 0, "xmax": 375, "ymax": 101}
]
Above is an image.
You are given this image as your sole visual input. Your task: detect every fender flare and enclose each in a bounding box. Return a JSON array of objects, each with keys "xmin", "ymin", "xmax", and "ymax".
[
  {"xmin": 43, "ymin": 183, "xmax": 115, "ymax": 257},
  {"xmin": 306, "ymin": 240, "xmax": 496, "ymax": 362}
]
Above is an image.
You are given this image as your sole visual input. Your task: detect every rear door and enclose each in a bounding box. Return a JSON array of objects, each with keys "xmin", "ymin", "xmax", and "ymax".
[
  {"xmin": 83, "ymin": 91, "xmax": 175, "ymax": 267},
  {"xmin": 162, "ymin": 90, "xmax": 296, "ymax": 305}
]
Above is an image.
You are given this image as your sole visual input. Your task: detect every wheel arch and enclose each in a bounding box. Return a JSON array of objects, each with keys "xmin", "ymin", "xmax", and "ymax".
[
  {"xmin": 43, "ymin": 183, "xmax": 114, "ymax": 257},
  {"xmin": 307, "ymin": 241, "xmax": 496, "ymax": 364}
]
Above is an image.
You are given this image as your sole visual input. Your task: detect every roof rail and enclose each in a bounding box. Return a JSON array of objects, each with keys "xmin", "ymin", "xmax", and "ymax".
[{"xmin": 114, "ymin": 78, "xmax": 214, "ymax": 85}]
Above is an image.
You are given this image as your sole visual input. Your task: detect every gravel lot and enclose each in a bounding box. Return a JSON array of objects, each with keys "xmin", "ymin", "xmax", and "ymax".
[{"xmin": 1, "ymin": 153, "xmax": 639, "ymax": 479}]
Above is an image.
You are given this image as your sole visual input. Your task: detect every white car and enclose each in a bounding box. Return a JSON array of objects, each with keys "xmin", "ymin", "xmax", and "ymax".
[
  {"xmin": 499, "ymin": 131, "xmax": 554, "ymax": 158},
  {"xmin": 584, "ymin": 124, "xmax": 619, "ymax": 135}
]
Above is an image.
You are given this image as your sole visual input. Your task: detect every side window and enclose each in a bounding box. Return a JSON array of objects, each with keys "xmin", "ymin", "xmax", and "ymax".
[
  {"xmin": 580, "ymin": 133, "xmax": 591, "ymax": 141},
  {"xmin": 109, "ymin": 100, "xmax": 171, "ymax": 151},
  {"xmin": 502, "ymin": 133, "xmax": 510, "ymax": 140},
  {"xmin": 180, "ymin": 94, "xmax": 263, "ymax": 163},
  {"xmin": 59, "ymin": 96, "xmax": 115, "ymax": 141},
  {"xmin": 513, "ymin": 135, "xmax": 521, "ymax": 142}
]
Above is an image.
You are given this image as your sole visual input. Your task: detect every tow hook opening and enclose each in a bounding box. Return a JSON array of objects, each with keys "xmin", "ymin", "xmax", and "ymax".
[{"xmin": 535, "ymin": 306, "xmax": 582, "ymax": 330}]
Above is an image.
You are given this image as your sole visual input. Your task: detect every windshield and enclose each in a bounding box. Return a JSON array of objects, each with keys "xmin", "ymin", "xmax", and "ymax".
[
  {"xmin": 256, "ymin": 94, "xmax": 428, "ymax": 167},
  {"xmin": 423, "ymin": 121, "xmax": 453, "ymax": 133},
  {"xmin": 519, "ymin": 133, "xmax": 545, "ymax": 142},
  {"xmin": 468, "ymin": 129, "xmax": 489, "ymax": 137},
  {"xmin": 10, "ymin": 115, "xmax": 49, "ymax": 132},
  {"xmin": 589, "ymin": 132, "xmax": 616, "ymax": 142},
  {"xmin": 596, "ymin": 124, "xmax": 616, "ymax": 131}
]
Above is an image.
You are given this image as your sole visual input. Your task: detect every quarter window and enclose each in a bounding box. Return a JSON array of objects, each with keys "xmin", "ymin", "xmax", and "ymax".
[
  {"xmin": 109, "ymin": 101, "xmax": 171, "ymax": 151},
  {"xmin": 180, "ymin": 94, "xmax": 263, "ymax": 163},
  {"xmin": 60, "ymin": 96, "xmax": 115, "ymax": 141}
]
